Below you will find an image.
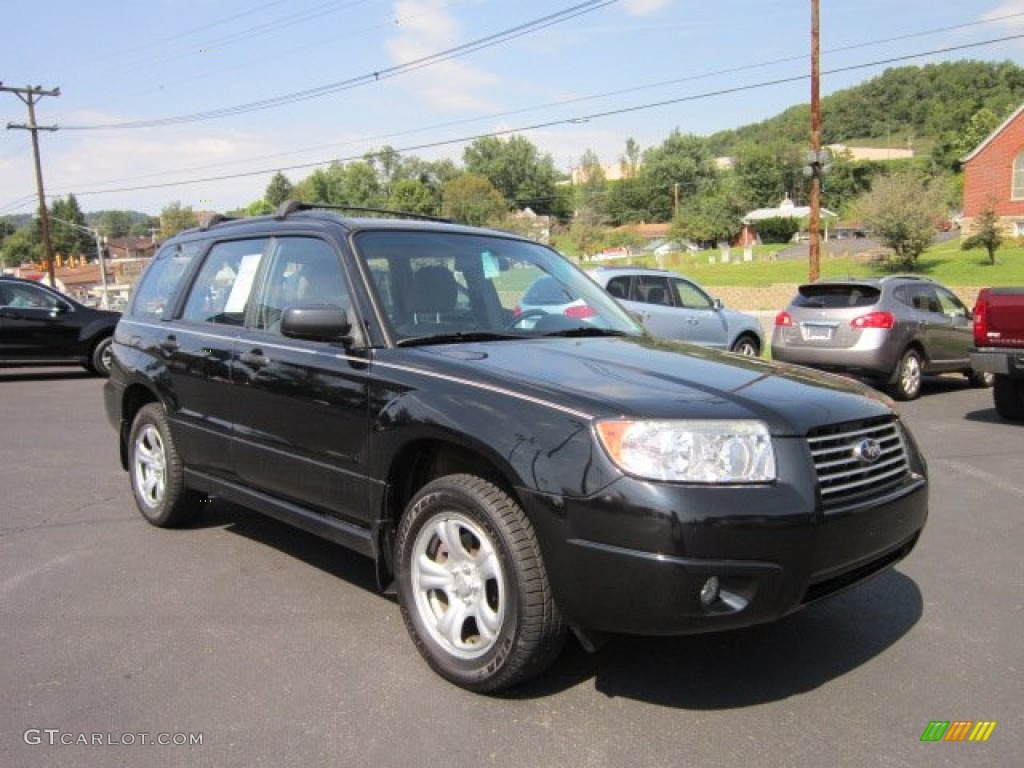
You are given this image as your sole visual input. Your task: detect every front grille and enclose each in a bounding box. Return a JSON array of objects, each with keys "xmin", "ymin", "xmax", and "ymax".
[{"xmin": 806, "ymin": 417, "xmax": 911, "ymax": 509}]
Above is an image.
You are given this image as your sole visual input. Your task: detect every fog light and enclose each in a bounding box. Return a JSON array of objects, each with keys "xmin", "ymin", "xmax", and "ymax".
[{"xmin": 700, "ymin": 576, "xmax": 720, "ymax": 607}]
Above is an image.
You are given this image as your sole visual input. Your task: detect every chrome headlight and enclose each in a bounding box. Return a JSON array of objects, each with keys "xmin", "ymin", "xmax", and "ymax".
[{"xmin": 594, "ymin": 419, "xmax": 776, "ymax": 484}]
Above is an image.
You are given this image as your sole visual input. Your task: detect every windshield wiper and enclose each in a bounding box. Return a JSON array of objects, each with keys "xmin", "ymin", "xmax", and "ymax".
[
  {"xmin": 396, "ymin": 331, "xmax": 525, "ymax": 347},
  {"xmin": 540, "ymin": 327, "xmax": 629, "ymax": 338}
]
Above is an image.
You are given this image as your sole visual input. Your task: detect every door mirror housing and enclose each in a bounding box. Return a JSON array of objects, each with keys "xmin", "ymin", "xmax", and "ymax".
[{"xmin": 280, "ymin": 306, "xmax": 353, "ymax": 343}]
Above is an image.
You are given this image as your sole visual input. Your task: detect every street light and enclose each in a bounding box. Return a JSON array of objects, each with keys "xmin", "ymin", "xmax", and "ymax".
[{"xmin": 43, "ymin": 215, "xmax": 110, "ymax": 308}]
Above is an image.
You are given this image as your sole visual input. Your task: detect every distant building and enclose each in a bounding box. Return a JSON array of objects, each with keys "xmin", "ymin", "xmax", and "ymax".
[
  {"xmin": 960, "ymin": 103, "xmax": 1024, "ymax": 238},
  {"xmin": 740, "ymin": 196, "xmax": 837, "ymax": 245},
  {"xmin": 826, "ymin": 144, "xmax": 914, "ymax": 162}
]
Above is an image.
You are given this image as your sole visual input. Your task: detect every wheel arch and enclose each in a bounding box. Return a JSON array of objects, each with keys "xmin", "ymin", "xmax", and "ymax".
[
  {"xmin": 375, "ymin": 437, "xmax": 524, "ymax": 590},
  {"xmin": 117, "ymin": 383, "xmax": 162, "ymax": 470}
]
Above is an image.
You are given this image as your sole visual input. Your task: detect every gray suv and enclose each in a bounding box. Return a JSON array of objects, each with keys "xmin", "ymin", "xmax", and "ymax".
[{"xmin": 772, "ymin": 276, "xmax": 994, "ymax": 400}]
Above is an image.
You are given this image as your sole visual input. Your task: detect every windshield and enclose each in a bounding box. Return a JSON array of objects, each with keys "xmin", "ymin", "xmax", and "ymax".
[{"xmin": 353, "ymin": 230, "xmax": 642, "ymax": 343}]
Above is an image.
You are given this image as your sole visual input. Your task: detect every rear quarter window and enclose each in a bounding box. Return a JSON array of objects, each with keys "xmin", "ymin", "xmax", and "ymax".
[
  {"xmin": 794, "ymin": 285, "xmax": 880, "ymax": 309},
  {"xmin": 129, "ymin": 242, "xmax": 203, "ymax": 320}
]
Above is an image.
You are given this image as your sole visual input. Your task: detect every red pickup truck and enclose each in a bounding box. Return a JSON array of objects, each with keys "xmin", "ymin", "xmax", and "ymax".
[{"xmin": 971, "ymin": 287, "xmax": 1024, "ymax": 421}]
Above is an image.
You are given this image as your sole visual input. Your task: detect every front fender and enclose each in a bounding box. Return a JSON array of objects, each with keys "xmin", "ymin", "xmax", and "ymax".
[{"xmin": 367, "ymin": 384, "xmax": 620, "ymax": 498}]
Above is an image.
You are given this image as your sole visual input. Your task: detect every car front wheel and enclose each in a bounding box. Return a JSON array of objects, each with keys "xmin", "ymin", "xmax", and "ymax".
[
  {"xmin": 129, "ymin": 403, "xmax": 200, "ymax": 527},
  {"xmin": 395, "ymin": 474, "xmax": 566, "ymax": 692},
  {"xmin": 890, "ymin": 348, "xmax": 923, "ymax": 401}
]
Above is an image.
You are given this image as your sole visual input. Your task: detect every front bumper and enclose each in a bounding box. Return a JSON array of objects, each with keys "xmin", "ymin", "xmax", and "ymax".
[{"xmin": 522, "ymin": 454, "xmax": 928, "ymax": 636}]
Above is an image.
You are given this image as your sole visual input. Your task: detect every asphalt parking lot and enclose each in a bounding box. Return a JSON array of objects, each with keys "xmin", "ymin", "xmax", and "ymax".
[{"xmin": 1, "ymin": 368, "xmax": 1021, "ymax": 768}]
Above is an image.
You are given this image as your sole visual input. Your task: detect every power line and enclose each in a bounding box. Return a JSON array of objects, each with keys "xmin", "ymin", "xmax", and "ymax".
[
  {"xmin": 39, "ymin": 9, "xmax": 1024, "ymax": 190},
  {"xmin": 59, "ymin": 1, "xmax": 619, "ymax": 130},
  {"xmin": 54, "ymin": 32, "xmax": 1024, "ymax": 202}
]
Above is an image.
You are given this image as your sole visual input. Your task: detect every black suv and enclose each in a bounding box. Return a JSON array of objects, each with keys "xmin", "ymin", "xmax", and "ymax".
[
  {"xmin": 105, "ymin": 203, "xmax": 928, "ymax": 691},
  {"xmin": 1, "ymin": 276, "xmax": 120, "ymax": 376}
]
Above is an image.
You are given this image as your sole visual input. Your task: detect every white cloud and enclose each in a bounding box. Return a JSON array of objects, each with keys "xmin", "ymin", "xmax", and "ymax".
[
  {"xmin": 386, "ymin": 0, "xmax": 499, "ymax": 112},
  {"xmin": 982, "ymin": 0, "xmax": 1024, "ymax": 27},
  {"xmin": 621, "ymin": 0, "xmax": 672, "ymax": 16}
]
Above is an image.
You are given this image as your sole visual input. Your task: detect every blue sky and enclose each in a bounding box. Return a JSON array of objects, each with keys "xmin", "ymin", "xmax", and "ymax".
[{"xmin": 2, "ymin": 0, "xmax": 1023, "ymax": 215}]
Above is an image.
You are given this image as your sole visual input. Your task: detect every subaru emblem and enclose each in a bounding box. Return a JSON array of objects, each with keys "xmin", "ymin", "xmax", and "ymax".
[{"xmin": 852, "ymin": 438, "xmax": 882, "ymax": 464}]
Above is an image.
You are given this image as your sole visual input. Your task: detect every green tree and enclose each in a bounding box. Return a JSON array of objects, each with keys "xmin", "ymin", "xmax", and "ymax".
[
  {"xmin": 852, "ymin": 172, "xmax": 946, "ymax": 269},
  {"xmin": 463, "ymin": 135, "xmax": 560, "ymax": 216},
  {"xmin": 389, "ymin": 178, "xmax": 438, "ymax": 216},
  {"xmin": 671, "ymin": 178, "xmax": 746, "ymax": 246},
  {"xmin": 265, "ymin": 171, "xmax": 294, "ymax": 207},
  {"xmin": 48, "ymin": 194, "xmax": 91, "ymax": 257},
  {"xmin": 97, "ymin": 210, "xmax": 134, "ymax": 239},
  {"xmin": 637, "ymin": 131, "xmax": 718, "ymax": 222},
  {"xmin": 619, "ymin": 137, "xmax": 641, "ymax": 180},
  {"xmin": 961, "ymin": 200, "xmax": 1003, "ymax": 265},
  {"xmin": 1, "ymin": 227, "xmax": 40, "ymax": 267},
  {"xmin": 160, "ymin": 201, "xmax": 199, "ymax": 239},
  {"xmin": 441, "ymin": 174, "xmax": 507, "ymax": 226},
  {"xmin": 574, "ymin": 148, "xmax": 608, "ymax": 218}
]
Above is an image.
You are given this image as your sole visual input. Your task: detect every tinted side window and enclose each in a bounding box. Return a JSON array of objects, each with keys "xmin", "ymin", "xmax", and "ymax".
[
  {"xmin": 635, "ymin": 276, "xmax": 672, "ymax": 306},
  {"xmin": 251, "ymin": 238, "xmax": 349, "ymax": 333},
  {"xmin": 2, "ymin": 283, "xmax": 61, "ymax": 310},
  {"xmin": 605, "ymin": 276, "xmax": 630, "ymax": 299},
  {"xmin": 129, "ymin": 242, "xmax": 202, "ymax": 320},
  {"xmin": 181, "ymin": 239, "xmax": 268, "ymax": 326},
  {"xmin": 906, "ymin": 285, "xmax": 940, "ymax": 314}
]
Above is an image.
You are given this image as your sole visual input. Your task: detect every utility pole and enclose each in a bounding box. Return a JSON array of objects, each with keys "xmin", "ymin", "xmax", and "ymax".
[
  {"xmin": 808, "ymin": 1, "xmax": 821, "ymax": 282},
  {"xmin": 2, "ymin": 83, "xmax": 60, "ymax": 287}
]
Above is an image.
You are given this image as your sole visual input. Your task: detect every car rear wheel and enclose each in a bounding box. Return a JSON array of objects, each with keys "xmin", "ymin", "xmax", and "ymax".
[
  {"xmin": 889, "ymin": 348, "xmax": 923, "ymax": 401},
  {"xmin": 129, "ymin": 403, "xmax": 200, "ymax": 527},
  {"xmin": 395, "ymin": 474, "xmax": 566, "ymax": 692},
  {"xmin": 993, "ymin": 375, "xmax": 1024, "ymax": 421},
  {"xmin": 730, "ymin": 334, "xmax": 761, "ymax": 357}
]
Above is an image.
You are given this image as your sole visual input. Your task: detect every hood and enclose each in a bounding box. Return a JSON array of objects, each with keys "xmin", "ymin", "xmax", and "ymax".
[{"xmin": 406, "ymin": 336, "xmax": 897, "ymax": 436}]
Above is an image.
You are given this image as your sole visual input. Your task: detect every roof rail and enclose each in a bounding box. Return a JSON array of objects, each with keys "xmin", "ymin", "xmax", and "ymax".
[
  {"xmin": 199, "ymin": 213, "xmax": 239, "ymax": 231},
  {"xmin": 274, "ymin": 199, "xmax": 452, "ymax": 223}
]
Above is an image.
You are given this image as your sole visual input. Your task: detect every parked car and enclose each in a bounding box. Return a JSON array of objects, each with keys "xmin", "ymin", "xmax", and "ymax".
[
  {"xmin": 105, "ymin": 203, "xmax": 928, "ymax": 692},
  {"xmin": 772, "ymin": 275, "xmax": 994, "ymax": 400},
  {"xmin": 0, "ymin": 276, "xmax": 120, "ymax": 377},
  {"xmin": 514, "ymin": 274, "xmax": 594, "ymax": 327},
  {"xmin": 589, "ymin": 266, "xmax": 763, "ymax": 355}
]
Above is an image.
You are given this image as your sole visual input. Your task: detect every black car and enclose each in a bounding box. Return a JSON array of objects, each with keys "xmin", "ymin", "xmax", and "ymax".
[
  {"xmin": 0, "ymin": 276, "xmax": 120, "ymax": 376},
  {"xmin": 104, "ymin": 203, "xmax": 928, "ymax": 692}
]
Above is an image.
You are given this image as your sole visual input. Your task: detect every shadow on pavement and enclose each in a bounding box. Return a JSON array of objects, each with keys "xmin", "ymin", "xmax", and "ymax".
[{"xmin": 508, "ymin": 568, "xmax": 922, "ymax": 706}]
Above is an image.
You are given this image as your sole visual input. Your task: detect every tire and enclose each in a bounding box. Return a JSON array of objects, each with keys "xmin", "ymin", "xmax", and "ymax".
[
  {"xmin": 993, "ymin": 375, "xmax": 1024, "ymax": 421},
  {"xmin": 967, "ymin": 369, "xmax": 995, "ymax": 389},
  {"xmin": 889, "ymin": 348, "xmax": 923, "ymax": 401},
  {"xmin": 730, "ymin": 334, "xmax": 761, "ymax": 357},
  {"xmin": 88, "ymin": 336, "xmax": 114, "ymax": 377},
  {"xmin": 128, "ymin": 403, "xmax": 200, "ymax": 527},
  {"xmin": 395, "ymin": 474, "xmax": 567, "ymax": 692}
]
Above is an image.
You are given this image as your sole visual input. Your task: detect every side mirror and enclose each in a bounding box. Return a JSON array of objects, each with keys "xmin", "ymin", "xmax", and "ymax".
[
  {"xmin": 713, "ymin": 298, "xmax": 724, "ymax": 310},
  {"xmin": 280, "ymin": 306, "xmax": 352, "ymax": 343}
]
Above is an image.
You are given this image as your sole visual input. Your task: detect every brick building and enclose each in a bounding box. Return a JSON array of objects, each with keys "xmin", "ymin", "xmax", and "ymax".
[{"xmin": 960, "ymin": 103, "xmax": 1024, "ymax": 238}]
